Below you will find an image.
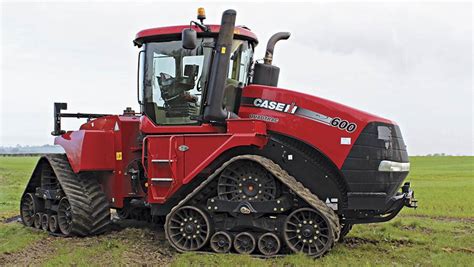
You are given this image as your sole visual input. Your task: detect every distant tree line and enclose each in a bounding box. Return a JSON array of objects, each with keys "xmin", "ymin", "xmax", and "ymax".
[{"xmin": 0, "ymin": 144, "xmax": 63, "ymax": 154}]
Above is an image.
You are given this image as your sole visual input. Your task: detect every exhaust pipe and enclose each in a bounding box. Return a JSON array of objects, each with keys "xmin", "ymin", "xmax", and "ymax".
[
  {"xmin": 202, "ymin": 9, "xmax": 237, "ymax": 122},
  {"xmin": 252, "ymin": 32, "xmax": 291, "ymax": 87},
  {"xmin": 263, "ymin": 32, "xmax": 291, "ymax": 65}
]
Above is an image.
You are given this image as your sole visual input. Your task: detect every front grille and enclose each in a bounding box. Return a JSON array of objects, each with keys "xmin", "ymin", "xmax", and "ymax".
[{"xmin": 341, "ymin": 122, "xmax": 409, "ymax": 198}]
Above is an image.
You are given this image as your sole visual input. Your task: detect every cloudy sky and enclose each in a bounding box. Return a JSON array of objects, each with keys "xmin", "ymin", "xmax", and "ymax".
[{"xmin": 1, "ymin": 1, "xmax": 472, "ymax": 155}]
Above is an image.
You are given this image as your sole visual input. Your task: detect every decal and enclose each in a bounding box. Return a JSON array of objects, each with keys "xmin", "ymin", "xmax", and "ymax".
[
  {"xmin": 325, "ymin": 198, "xmax": 338, "ymax": 210},
  {"xmin": 330, "ymin": 117, "xmax": 357, "ymax": 133},
  {"xmin": 295, "ymin": 107, "xmax": 332, "ymax": 125},
  {"xmin": 249, "ymin": 114, "xmax": 279, "ymax": 123},
  {"xmin": 340, "ymin": 137, "xmax": 351, "ymax": 145},
  {"xmin": 253, "ymin": 98, "xmax": 298, "ymax": 114}
]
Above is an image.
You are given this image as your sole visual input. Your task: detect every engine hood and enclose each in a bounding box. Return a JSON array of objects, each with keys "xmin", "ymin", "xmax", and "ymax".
[{"xmin": 238, "ymin": 85, "xmax": 397, "ymax": 168}]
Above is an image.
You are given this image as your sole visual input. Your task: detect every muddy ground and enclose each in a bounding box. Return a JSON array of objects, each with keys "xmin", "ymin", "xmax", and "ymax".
[{"xmin": 0, "ymin": 217, "xmax": 176, "ymax": 266}]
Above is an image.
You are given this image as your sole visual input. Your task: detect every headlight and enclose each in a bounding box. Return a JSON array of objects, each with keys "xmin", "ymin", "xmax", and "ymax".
[{"xmin": 378, "ymin": 160, "xmax": 410, "ymax": 172}]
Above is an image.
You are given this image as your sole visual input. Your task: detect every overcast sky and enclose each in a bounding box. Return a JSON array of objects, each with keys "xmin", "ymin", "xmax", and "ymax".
[{"xmin": 1, "ymin": 1, "xmax": 472, "ymax": 155}]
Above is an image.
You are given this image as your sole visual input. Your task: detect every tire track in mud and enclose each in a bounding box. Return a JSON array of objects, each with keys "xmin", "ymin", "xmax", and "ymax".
[
  {"xmin": 0, "ymin": 235, "xmax": 58, "ymax": 265},
  {"xmin": 0, "ymin": 221, "xmax": 175, "ymax": 266}
]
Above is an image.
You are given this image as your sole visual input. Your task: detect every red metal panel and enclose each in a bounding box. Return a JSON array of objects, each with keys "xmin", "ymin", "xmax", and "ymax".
[
  {"xmin": 143, "ymin": 120, "xmax": 267, "ymax": 204},
  {"xmin": 239, "ymin": 85, "xmax": 395, "ymax": 169},
  {"xmin": 55, "ymin": 130, "xmax": 115, "ymax": 173},
  {"xmin": 108, "ymin": 116, "xmax": 142, "ymax": 208},
  {"xmin": 140, "ymin": 116, "xmax": 225, "ymax": 134},
  {"xmin": 226, "ymin": 119, "xmax": 267, "ymax": 135},
  {"xmin": 183, "ymin": 132, "xmax": 267, "ymax": 185}
]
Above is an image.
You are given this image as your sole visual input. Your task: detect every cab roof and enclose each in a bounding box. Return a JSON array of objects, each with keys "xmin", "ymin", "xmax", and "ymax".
[{"xmin": 134, "ymin": 25, "xmax": 258, "ymax": 46}]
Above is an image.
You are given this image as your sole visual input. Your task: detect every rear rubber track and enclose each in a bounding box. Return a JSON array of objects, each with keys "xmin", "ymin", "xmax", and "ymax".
[{"xmin": 30, "ymin": 154, "xmax": 110, "ymax": 236}]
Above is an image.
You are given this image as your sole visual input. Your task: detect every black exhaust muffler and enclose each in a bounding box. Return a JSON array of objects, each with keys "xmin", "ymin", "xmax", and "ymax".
[
  {"xmin": 252, "ymin": 32, "xmax": 290, "ymax": 87},
  {"xmin": 202, "ymin": 9, "xmax": 237, "ymax": 122}
]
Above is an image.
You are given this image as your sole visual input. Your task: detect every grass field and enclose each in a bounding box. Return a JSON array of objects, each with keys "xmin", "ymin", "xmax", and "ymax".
[{"xmin": 0, "ymin": 156, "xmax": 473, "ymax": 266}]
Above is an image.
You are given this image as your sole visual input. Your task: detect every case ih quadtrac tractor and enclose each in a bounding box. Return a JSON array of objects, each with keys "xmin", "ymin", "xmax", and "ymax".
[{"xmin": 20, "ymin": 9, "xmax": 416, "ymax": 257}]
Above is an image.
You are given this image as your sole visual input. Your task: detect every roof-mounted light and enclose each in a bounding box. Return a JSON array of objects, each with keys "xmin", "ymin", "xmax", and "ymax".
[{"xmin": 197, "ymin": 7, "xmax": 206, "ymax": 23}]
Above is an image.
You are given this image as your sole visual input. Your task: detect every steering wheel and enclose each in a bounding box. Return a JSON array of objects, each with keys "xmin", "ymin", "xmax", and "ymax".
[{"xmin": 196, "ymin": 75, "xmax": 203, "ymax": 92}]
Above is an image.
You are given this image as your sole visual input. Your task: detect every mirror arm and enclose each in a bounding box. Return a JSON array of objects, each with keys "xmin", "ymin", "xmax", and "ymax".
[{"xmin": 190, "ymin": 20, "xmax": 209, "ymax": 32}]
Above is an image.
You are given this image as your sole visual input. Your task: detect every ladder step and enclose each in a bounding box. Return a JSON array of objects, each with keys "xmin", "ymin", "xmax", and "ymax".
[
  {"xmin": 151, "ymin": 159, "xmax": 174, "ymax": 163},
  {"xmin": 151, "ymin": 178, "xmax": 173, "ymax": 182}
]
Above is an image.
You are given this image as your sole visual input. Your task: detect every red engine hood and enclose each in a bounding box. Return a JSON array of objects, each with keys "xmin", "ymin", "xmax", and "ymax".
[{"xmin": 239, "ymin": 85, "xmax": 395, "ymax": 168}]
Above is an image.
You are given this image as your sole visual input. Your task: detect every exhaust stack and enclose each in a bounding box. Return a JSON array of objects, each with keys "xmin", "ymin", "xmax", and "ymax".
[
  {"xmin": 252, "ymin": 32, "xmax": 291, "ymax": 87},
  {"xmin": 202, "ymin": 9, "xmax": 237, "ymax": 122}
]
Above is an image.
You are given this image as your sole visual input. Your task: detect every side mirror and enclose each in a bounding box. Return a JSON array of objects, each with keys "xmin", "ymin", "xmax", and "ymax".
[{"xmin": 182, "ymin": 28, "xmax": 197, "ymax": 50}]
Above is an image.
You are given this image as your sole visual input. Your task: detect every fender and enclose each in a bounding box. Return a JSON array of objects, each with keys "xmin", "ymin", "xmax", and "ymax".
[{"xmin": 55, "ymin": 130, "xmax": 115, "ymax": 172}]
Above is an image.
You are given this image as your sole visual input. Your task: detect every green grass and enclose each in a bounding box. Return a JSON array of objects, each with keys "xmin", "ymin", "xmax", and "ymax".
[
  {"xmin": 0, "ymin": 157, "xmax": 39, "ymax": 218},
  {"xmin": 0, "ymin": 222, "xmax": 46, "ymax": 254},
  {"xmin": 43, "ymin": 238, "xmax": 125, "ymax": 266},
  {"xmin": 402, "ymin": 156, "xmax": 474, "ymax": 218},
  {"xmin": 0, "ymin": 156, "xmax": 472, "ymax": 266}
]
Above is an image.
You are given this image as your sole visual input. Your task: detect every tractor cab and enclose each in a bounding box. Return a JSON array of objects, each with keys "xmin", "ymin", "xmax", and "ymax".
[{"xmin": 134, "ymin": 22, "xmax": 258, "ymax": 126}]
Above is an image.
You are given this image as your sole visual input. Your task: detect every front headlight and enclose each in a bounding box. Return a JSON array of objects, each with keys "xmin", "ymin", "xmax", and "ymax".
[{"xmin": 378, "ymin": 160, "xmax": 410, "ymax": 172}]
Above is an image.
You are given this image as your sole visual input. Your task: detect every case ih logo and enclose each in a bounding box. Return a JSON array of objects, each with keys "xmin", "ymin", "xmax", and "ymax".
[
  {"xmin": 243, "ymin": 96, "xmax": 357, "ymax": 133},
  {"xmin": 253, "ymin": 98, "xmax": 298, "ymax": 114}
]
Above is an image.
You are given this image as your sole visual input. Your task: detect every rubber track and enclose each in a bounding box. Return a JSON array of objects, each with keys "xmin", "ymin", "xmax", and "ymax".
[
  {"xmin": 165, "ymin": 154, "xmax": 341, "ymax": 255},
  {"xmin": 37, "ymin": 154, "xmax": 110, "ymax": 236}
]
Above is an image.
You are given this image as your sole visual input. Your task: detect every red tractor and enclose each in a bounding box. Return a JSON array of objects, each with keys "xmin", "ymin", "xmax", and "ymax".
[{"xmin": 20, "ymin": 9, "xmax": 416, "ymax": 257}]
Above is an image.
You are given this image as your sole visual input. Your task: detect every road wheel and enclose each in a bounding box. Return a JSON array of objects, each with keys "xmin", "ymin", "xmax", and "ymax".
[
  {"xmin": 41, "ymin": 213, "xmax": 49, "ymax": 231},
  {"xmin": 33, "ymin": 213, "xmax": 42, "ymax": 229},
  {"xmin": 234, "ymin": 232, "xmax": 256, "ymax": 254},
  {"xmin": 210, "ymin": 231, "xmax": 232, "ymax": 253},
  {"xmin": 258, "ymin": 233, "xmax": 281, "ymax": 256},
  {"xmin": 49, "ymin": 215, "xmax": 59, "ymax": 233}
]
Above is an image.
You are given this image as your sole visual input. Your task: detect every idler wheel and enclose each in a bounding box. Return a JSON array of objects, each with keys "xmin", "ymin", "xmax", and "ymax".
[
  {"xmin": 166, "ymin": 206, "xmax": 211, "ymax": 251},
  {"xmin": 284, "ymin": 208, "xmax": 334, "ymax": 257},
  {"xmin": 20, "ymin": 193, "xmax": 39, "ymax": 227}
]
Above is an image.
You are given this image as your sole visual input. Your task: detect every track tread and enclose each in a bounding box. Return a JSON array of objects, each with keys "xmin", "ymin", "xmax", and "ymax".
[
  {"xmin": 165, "ymin": 154, "xmax": 341, "ymax": 257},
  {"xmin": 22, "ymin": 154, "xmax": 110, "ymax": 236}
]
